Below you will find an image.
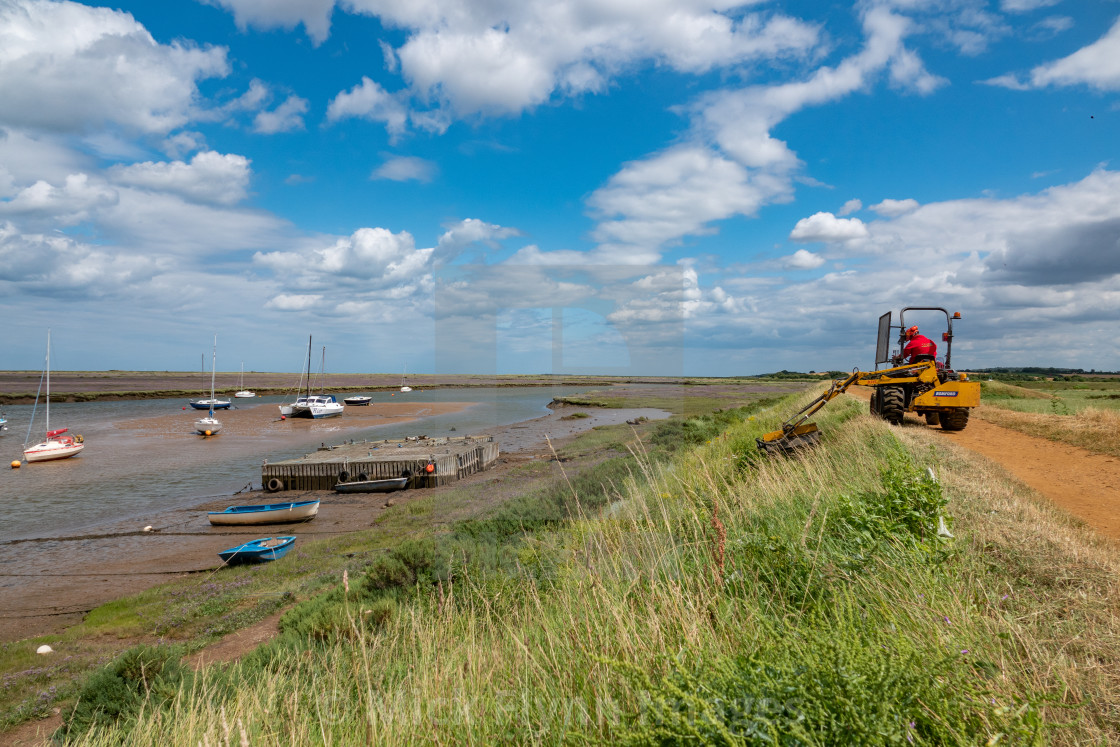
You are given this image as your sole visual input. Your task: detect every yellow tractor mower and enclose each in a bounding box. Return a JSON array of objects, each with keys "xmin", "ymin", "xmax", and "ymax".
[{"xmin": 757, "ymin": 307, "xmax": 981, "ymax": 455}]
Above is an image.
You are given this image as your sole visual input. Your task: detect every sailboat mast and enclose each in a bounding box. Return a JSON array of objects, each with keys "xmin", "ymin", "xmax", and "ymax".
[
  {"xmin": 305, "ymin": 335, "xmax": 312, "ymax": 397},
  {"xmin": 319, "ymin": 346, "xmax": 326, "ymax": 394},
  {"xmin": 45, "ymin": 328, "xmax": 51, "ymax": 433},
  {"xmin": 209, "ymin": 335, "xmax": 217, "ymax": 417}
]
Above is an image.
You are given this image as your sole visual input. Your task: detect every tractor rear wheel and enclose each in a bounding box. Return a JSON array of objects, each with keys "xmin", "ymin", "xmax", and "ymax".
[
  {"xmin": 940, "ymin": 408, "xmax": 970, "ymax": 431},
  {"xmin": 879, "ymin": 386, "xmax": 905, "ymax": 425}
]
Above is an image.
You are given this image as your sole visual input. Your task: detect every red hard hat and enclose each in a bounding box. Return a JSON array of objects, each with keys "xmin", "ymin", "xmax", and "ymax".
[{"xmin": 906, "ymin": 325, "xmax": 919, "ymax": 338}]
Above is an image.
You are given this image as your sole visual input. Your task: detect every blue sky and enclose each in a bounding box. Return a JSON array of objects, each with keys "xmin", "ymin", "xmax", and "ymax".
[{"xmin": 1, "ymin": 0, "xmax": 1118, "ymax": 376}]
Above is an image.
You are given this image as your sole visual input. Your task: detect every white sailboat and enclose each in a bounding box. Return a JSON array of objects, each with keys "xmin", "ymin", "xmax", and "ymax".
[
  {"xmin": 234, "ymin": 362, "xmax": 255, "ymax": 398},
  {"xmin": 290, "ymin": 343, "xmax": 344, "ymax": 419},
  {"xmin": 195, "ymin": 335, "xmax": 223, "ymax": 436},
  {"xmin": 400, "ymin": 363, "xmax": 412, "ymax": 392},
  {"xmin": 23, "ymin": 330, "xmax": 85, "ymax": 463},
  {"xmin": 280, "ymin": 335, "xmax": 311, "ymax": 417}
]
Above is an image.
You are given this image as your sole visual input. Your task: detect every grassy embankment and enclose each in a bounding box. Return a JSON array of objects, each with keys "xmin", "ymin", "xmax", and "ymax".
[
  {"xmin": 11, "ymin": 384, "xmax": 1120, "ymax": 744},
  {"xmin": 0, "ymin": 385, "xmax": 789, "ymax": 732},
  {"xmin": 977, "ymin": 379, "xmax": 1120, "ymax": 457}
]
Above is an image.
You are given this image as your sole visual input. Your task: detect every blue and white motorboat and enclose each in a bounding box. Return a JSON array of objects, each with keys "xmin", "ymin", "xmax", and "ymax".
[
  {"xmin": 189, "ymin": 398, "xmax": 231, "ymax": 410},
  {"xmin": 218, "ymin": 536, "xmax": 296, "ymax": 564}
]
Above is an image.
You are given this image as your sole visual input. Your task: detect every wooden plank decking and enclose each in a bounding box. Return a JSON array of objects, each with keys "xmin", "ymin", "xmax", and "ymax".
[{"xmin": 261, "ymin": 435, "xmax": 499, "ymax": 492}]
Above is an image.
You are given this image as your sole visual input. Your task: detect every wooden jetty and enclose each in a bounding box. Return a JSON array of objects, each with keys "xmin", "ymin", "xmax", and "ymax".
[{"xmin": 262, "ymin": 435, "xmax": 499, "ymax": 492}]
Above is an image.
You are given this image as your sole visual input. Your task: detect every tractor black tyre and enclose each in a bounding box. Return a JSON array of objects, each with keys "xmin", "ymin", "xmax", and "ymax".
[
  {"xmin": 924, "ymin": 411, "xmax": 941, "ymax": 426},
  {"xmin": 879, "ymin": 386, "xmax": 905, "ymax": 425},
  {"xmin": 940, "ymin": 409, "xmax": 970, "ymax": 431}
]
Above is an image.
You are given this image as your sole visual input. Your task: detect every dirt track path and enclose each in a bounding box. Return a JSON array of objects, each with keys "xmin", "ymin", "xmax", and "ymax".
[
  {"xmin": 935, "ymin": 416, "xmax": 1120, "ymax": 542},
  {"xmin": 845, "ymin": 392, "xmax": 1120, "ymax": 543}
]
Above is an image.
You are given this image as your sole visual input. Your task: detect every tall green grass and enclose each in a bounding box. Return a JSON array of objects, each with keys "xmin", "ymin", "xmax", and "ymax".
[{"xmin": 57, "ymin": 392, "xmax": 1120, "ymax": 745}]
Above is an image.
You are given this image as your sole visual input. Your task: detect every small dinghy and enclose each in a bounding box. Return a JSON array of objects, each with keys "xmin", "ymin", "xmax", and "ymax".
[
  {"xmin": 218, "ymin": 536, "xmax": 295, "ymax": 564},
  {"xmin": 343, "ymin": 395, "xmax": 372, "ymax": 405},
  {"xmin": 208, "ymin": 499, "xmax": 320, "ymax": 526},
  {"xmin": 334, "ymin": 477, "xmax": 408, "ymax": 494}
]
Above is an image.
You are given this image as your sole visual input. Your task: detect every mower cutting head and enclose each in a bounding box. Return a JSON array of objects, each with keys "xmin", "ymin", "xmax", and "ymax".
[{"xmin": 756, "ymin": 422, "xmax": 822, "ymax": 456}]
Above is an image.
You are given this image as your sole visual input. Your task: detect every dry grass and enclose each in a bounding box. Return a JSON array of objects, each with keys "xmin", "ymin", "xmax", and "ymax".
[
  {"xmin": 980, "ymin": 381, "xmax": 1057, "ymax": 400},
  {"xmin": 978, "ymin": 405, "xmax": 1120, "ymax": 458},
  {"xmin": 894, "ymin": 427, "xmax": 1120, "ymax": 744}
]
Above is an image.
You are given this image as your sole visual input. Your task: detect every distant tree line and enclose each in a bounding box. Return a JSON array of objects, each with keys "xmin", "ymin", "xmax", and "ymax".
[
  {"xmin": 749, "ymin": 370, "xmax": 849, "ymax": 380},
  {"xmin": 964, "ymin": 366, "xmax": 1118, "ymax": 382},
  {"xmin": 750, "ymin": 366, "xmax": 1118, "ymax": 382}
]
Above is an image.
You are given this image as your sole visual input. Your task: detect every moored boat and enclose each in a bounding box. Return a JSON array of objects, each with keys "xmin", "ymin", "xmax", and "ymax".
[
  {"xmin": 343, "ymin": 395, "xmax": 372, "ymax": 405},
  {"xmin": 23, "ymin": 330, "xmax": 84, "ymax": 463},
  {"xmin": 334, "ymin": 477, "xmax": 408, "ymax": 494},
  {"xmin": 208, "ymin": 499, "xmax": 320, "ymax": 526},
  {"xmin": 234, "ymin": 362, "xmax": 255, "ymax": 398},
  {"xmin": 290, "ymin": 345, "xmax": 344, "ymax": 418},
  {"xmin": 189, "ymin": 399, "xmax": 231, "ymax": 410},
  {"xmin": 291, "ymin": 393, "xmax": 344, "ymax": 418},
  {"xmin": 218, "ymin": 536, "xmax": 296, "ymax": 564},
  {"xmin": 195, "ymin": 335, "xmax": 223, "ymax": 435},
  {"xmin": 24, "ymin": 428, "xmax": 84, "ymax": 462},
  {"xmin": 195, "ymin": 415, "xmax": 222, "ymax": 435}
]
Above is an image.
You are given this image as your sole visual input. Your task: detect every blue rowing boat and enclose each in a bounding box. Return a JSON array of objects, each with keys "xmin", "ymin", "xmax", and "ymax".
[
  {"xmin": 207, "ymin": 499, "xmax": 320, "ymax": 526},
  {"xmin": 218, "ymin": 536, "xmax": 296, "ymax": 564}
]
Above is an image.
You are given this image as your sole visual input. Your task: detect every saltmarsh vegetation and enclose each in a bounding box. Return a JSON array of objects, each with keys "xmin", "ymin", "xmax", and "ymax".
[
  {"xmin": 978, "ymin": 378, "xmax": 1120, "ymax": 457},
  {"xmin": 47, "ymin": 391, "xmax": 1120, "ymax": 744}
]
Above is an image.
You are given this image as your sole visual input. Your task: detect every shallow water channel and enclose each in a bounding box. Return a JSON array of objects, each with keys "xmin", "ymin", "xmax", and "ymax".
[{"xmin": 0, "ymin": 386, "xmax": 588, "ymax": 542}]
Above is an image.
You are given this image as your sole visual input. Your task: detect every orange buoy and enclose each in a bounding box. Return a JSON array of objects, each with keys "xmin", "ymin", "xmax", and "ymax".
[
  {"xmin": 204, "ymin": 430, "xmax": 212, "ymax": 436},
  {"xmin": 182, "ymin": 406, "xmax": 186, "ymax": 410},
  {"xmin": 10, "ymin": 461, "xmax": 20, "ymax": 469},
  {"xmin": 425, "ymin": 463, "xmax": 435, "ymax": 473}
]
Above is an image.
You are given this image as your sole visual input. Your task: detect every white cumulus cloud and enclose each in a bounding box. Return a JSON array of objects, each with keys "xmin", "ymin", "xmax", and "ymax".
[
  {"xmin": 588, "ymin": 146, "xmax": 771, "ymax": 263},
  {"xmin": 253, "ymin": 95, "xmax": 309, "ymax": 134},
  {"xmin": 784, "ymin": 248, "xmax": 826, "ymax": 270},
  {"xmin": 327, "ymin": 77, "xmax": 409, "ymax": 137},
  {"xmin": 265, "ymin": 293, "xmax": 323, "ymax": 311},
  {"xmin": 109, "ymin": 151, "xmax": 251, "ymax": 206},
  {"xmin": 789, "ymin": 212, "xmax": 868, "ymax": 243},
  {"xmin": 204, "ymin": 0, "xmax": 336, "ymax": 45},
  {"xmin": 987, "ymin": 17, "xmax": 1120, "ymax": 92},
  {"xmin": 870, "ymin": 198, "xmax": 919, "ymax": 217},
  {"xmin": 372, "ymin": 156, "xmax": 437, "ymax": 183},
  {"xmin": 0, "ymin": 173, "xmax": 118, "ymax": 226},
  {"xmin": 0, "ymin": 0, "xmax": 229, "ymax": 134},
  {"xmin": 332, "ymin": 0, "xmax": 820, "ymax": 121},
  {"xmin": 1027, "ymin": 17, "xmax": 1120, "ymax": 92},
  {"xmin": 254, "ymin": 226, "xmax": 434, "ymax": 294}
]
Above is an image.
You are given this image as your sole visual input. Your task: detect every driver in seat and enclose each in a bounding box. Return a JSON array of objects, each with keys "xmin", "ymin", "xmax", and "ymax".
[{"xmin": 900, "ymin": 325, "xmax": 937, "ymax": 364}]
